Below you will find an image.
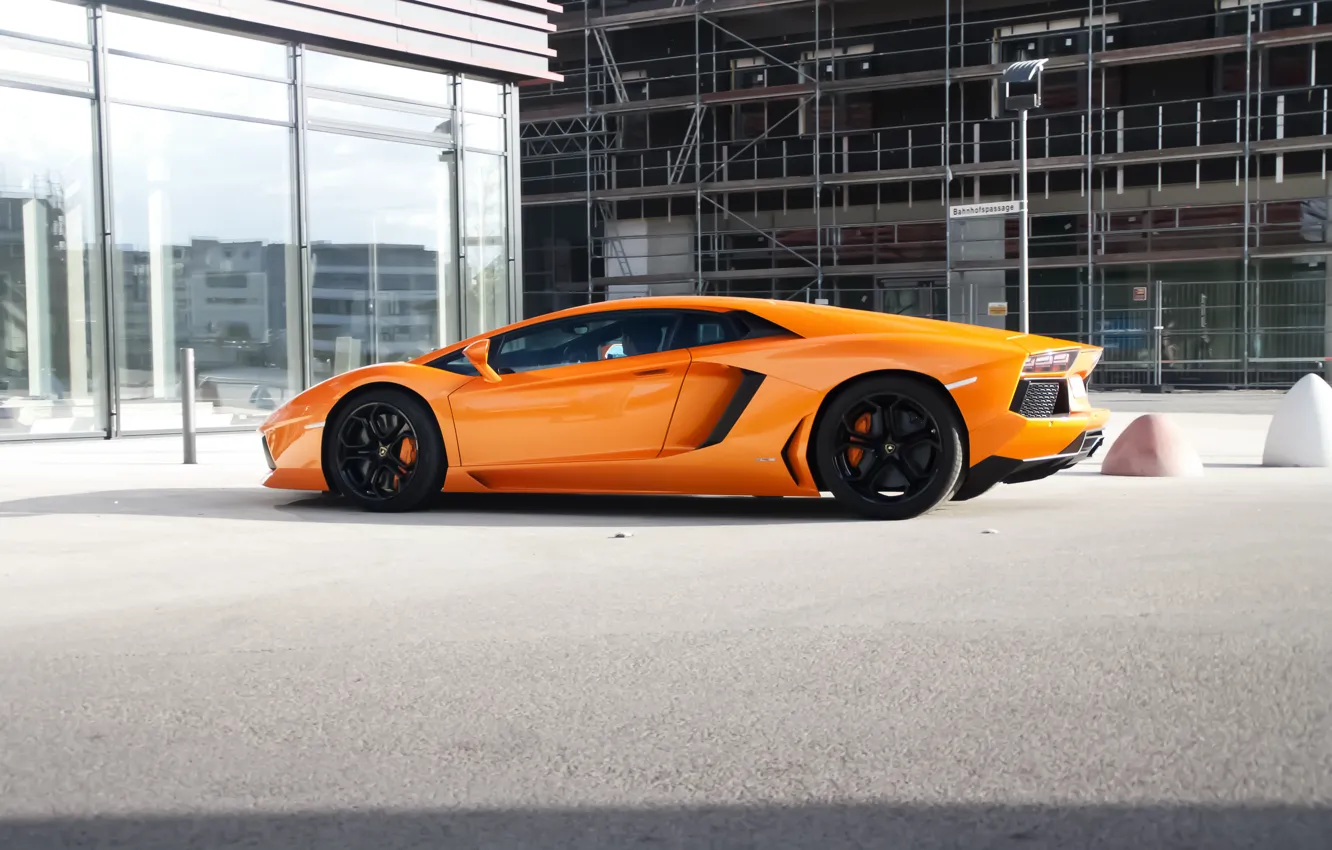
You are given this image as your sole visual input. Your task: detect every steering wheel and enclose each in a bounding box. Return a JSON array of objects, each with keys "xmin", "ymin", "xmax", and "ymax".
[{"xmin": 558, "ymin": 340, "xmax": 588, "ymax": 364}]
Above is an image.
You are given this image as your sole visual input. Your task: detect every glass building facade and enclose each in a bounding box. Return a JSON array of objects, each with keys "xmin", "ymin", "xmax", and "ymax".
[{"xmin": 0, "ymin": 0, "xmax": 527, "ymax": 438}]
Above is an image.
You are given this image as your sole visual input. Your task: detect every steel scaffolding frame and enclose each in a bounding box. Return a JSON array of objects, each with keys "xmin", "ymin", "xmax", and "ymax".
[{"xmin": 520, "ymin": 0, "xmax": 1332, "ymax": 387}]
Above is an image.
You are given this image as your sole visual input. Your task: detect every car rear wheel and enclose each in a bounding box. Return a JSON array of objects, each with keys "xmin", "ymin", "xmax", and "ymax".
[
  {"xmin": 324, "ymin": 388, "xmax": 446, "ymax": 512},
  {"xmin": 814, "ymin": 375, "xmax": 964, "ymax": 521}
]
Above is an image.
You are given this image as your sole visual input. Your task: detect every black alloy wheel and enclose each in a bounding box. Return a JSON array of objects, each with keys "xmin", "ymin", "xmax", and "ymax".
[
  {"xmin": 324, "ymin": 388, "xmax": 446, "ymax": 512},
  {"xmin": 815, "ymin": 375, "xmax": 964, "ymax": 520}
]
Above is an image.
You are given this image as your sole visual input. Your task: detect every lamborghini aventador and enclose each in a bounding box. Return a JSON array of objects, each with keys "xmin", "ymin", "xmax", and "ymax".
[{"xmin": 258, "ymin": 296, "xmax": 1109, "ymax": 520}]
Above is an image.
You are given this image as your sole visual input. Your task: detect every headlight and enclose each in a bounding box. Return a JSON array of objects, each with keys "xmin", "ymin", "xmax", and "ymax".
[{"xmin": 1022, "ymin": 348, "xmax": 1080, "ymax": 375}]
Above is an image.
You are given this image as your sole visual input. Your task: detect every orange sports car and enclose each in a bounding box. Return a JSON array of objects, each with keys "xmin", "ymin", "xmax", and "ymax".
[{"xmin": 259, "ymin": 296, "xmax": 1109, "ymax": 520}]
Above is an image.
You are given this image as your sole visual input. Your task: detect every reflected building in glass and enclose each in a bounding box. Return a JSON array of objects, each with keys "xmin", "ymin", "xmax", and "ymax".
[{"xmin": 0, "ymin": 0, "xmax": 554, "ymax": 438}]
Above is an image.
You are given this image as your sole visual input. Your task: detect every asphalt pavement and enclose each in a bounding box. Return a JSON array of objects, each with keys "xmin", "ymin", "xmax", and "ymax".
[{"xmin": 0, "ymin": 391, "xmax": 1329, "ymax": 849}]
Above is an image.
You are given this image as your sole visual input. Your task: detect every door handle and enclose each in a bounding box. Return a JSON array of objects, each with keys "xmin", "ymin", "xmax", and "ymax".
[{"xmin": 634, "ymin": 368, "xmax": 669, "ymax": 377}]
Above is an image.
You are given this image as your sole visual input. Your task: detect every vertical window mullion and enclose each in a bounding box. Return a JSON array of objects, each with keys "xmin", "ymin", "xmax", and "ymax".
[
  {"xmin": 90, "ymin": 2, "xmax": 119, "ymax": 437},
  {"xmin": 293, "ymin": 42, "xmax": 313, "ymax": 392}
]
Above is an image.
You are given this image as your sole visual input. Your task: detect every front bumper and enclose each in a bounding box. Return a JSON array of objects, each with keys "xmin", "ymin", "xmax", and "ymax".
[{"xmin": 954, "ymin": 428, "xmax": 1104, "ymax": 501}]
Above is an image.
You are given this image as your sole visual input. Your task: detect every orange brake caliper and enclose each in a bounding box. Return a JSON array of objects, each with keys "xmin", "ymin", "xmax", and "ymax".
[
  {"xmin": 846, "ymin": 412, "xmax": 873, "ymax": 467},
  {"xmin": 393, "ymin": 438, "xmax": 418, "ymax": 487}
]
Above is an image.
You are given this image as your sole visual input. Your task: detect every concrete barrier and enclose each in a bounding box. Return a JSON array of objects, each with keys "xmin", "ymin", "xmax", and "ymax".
[
  {"xmin": 1262, "ymin": 373, "xmax": 1332, "ymax": 468},
  {"xmin": 1100, "ymin": 413, "xmax": 1204, "ymax": 478}
]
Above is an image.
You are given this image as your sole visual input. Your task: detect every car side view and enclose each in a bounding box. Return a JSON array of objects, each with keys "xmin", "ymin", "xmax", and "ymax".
[{"xmin": 259, "ymin": 296, "xmax": 1109, "ymax": 520}]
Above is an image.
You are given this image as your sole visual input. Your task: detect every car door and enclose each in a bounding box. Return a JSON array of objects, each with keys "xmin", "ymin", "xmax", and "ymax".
[{"xmin": 448, "ymin": 310, "xmax": 691, "ymax": 467}]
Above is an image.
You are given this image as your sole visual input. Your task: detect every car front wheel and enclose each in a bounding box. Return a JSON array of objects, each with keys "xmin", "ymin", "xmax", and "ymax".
[{"xmin": 323, "ymin": 388, "xmax": 446, "ymax": 512}]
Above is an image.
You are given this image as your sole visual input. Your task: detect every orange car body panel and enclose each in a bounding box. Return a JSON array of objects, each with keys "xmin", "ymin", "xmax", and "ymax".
[
  {"xmin": 259, "ymin": 296, "xmax": 1110, "ymax": 498},
  {"xmin": 450, "ymin": 347, "xmax": 692, "ymax": 466}
]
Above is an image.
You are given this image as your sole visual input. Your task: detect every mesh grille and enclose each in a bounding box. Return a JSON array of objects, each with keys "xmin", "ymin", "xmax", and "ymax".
[{"xmin": 1016, "ymin": 381, "xmax": 1061, "ymax": 418}]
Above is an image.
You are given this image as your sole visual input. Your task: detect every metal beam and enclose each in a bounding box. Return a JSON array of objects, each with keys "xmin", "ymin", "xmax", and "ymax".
[
  {"xmin": 522, "ymin": 134, "xmax": 1332, "ymax": 205},
  {"xmin": 523, "ymin": 23, "xmax": 1332, "ymax": 124},
  {"xmin": 550, "ymin": 0, "xmax": 815, "ymax": 34},
  {"xmin": 585, "ymin": 243, "xmax": 1317, "ymax": 288},
  {"xmin": 697, "ymin": 195, "xmax": 819, "ymax": 270}
]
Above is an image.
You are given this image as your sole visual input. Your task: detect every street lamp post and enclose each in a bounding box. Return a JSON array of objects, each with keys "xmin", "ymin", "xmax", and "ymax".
[{"xmin": 1002, "ymin": 58, "xmax": 1048, "ymax": 334}]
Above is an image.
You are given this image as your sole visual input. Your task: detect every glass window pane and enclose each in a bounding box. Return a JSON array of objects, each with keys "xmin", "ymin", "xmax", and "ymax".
[
  {"xmin": 0, "ymin": 36, "xmax": 91, "ymax": 85},
  {"xmin": 675, "ymin": 313, "xmax": 738, "ymax": 348},
  {"xmin": 463, "ymin": 152, "xmax": 509, "ymax": 337},
  {"xmin": 108, "ymin": 105, "xmax": 299, "ymax": 432},
  {"xmin": 463, "ymin": 113, "xmax": 504, "ymax": 151},
  {"xmin": 104, "ymin": 11, "xmax": 289, "ymax": 79},
  {"xmin": 492, "ymin": 313, "xmax": 676, "ymax": 372},
  {"xmin": 0, "ymin": 0, "xmax": 87, "ymax": 44},
  {"xmin": 306, "ymin": 132, "xmax": 459, "ymax": 381},
  {"xmin": 106, "ymin": 54, "xmax": 291, "ymax": 122},
  {"xmin": 0, "ymin": 86, "xmax": 104, "ymax": 434},
  {"xmin": 462, "ymin": 77, "xmax": 504, "ymax": 115},
  {"xmin": 307, "ymin": 96, "xmax": 454, "ymax": 140},
  {"xmin": 305, "ymin": 51, "xmax": 452, "ymax": 106}
]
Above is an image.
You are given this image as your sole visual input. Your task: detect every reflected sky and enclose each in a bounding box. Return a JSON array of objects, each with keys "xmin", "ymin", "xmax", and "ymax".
[
  {"xmin": 306, "ymin": 131, "xmax": 454, "ymax": 250},
  {"xmin": 0, "ymin": 86, "xmax": 95, "ymax": 218},
  {"xmin": 108, "ymin": 105, "xmax": 294, "ymax": 248},
  {"xmin": 0, "ymin": 36, "xmax": 91, "ymax": 84},
  {"xmin": 0, "ymin": 0, "xmax": 88, "ymax": 43},
  {"xmin": 3, "ymin": 7, "xmax": 506, "ymax": 255},
  {"xmin": 104, "ymin": 10, "xmax": 287, "ymax": 78},
  {"xmin": 106, "ymin": 54, "xmax": 291, "ymax": 122},
  {"xmin": 305, "ymin": 49, "xmax": 452, "ymax": 106}
]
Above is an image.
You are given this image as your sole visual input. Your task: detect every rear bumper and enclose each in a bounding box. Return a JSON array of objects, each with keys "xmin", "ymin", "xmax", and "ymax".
[{"xmin": 955, "ymin": 428, "xmax": 1104, "ymax": 500}]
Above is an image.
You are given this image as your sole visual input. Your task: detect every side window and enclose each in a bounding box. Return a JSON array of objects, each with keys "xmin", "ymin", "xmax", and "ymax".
[
  {"xmin": 674, "ymin": 313, "xmax": 740, "ymax": 348},
  {"xmin": 491, "ymin": 311, "xmax": 679, "ymax": 374},
  {"xmin": 429, "ymin": 309, "xmax": 793, "ymax": 377},
  {"xmin": 671, "ymin": 310, "xmax": 795, "ymax": 349}
]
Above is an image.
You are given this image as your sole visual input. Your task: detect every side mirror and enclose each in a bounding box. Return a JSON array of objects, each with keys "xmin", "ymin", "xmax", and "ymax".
[{"xmin": 463, "ymin": 339, "xmax": 502, "ymax": 383}]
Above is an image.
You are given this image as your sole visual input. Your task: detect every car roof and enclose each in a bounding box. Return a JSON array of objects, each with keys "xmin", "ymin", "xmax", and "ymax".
[
  {"xmin": 545, "ymin": 295, "xmax": 1027, "ymax": 347},
  {"xmin": 413, "ymin": 294, "xmax": 1040, "ymax": 365}
]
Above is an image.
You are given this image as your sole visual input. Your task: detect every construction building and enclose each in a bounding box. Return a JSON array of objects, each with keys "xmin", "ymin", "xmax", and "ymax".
[{"xmin": 518, "ymin": 0, "xmax": 1332, "ymax": 388}]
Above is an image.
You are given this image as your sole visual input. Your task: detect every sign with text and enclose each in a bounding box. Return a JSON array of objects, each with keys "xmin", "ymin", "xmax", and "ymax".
[
  {"xmin": 1132, "ymin": 286, "xmax": 1148, "ymax": 302},
  {"xmin": 949, "ymin": 200, "xmax": 1024, "ymax": 219},
  {"xmin": 988, "ymin": 302, "xmax": 1010, "ymax": 317}
]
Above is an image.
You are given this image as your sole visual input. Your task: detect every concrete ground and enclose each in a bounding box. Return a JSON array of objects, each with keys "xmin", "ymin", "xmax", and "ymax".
[{"xmin": 0, "ymin": 391, "xmax": 1329, "ymax": 849}]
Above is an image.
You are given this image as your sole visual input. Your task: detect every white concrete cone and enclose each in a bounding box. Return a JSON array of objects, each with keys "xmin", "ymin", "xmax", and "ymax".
[
  {"xmin": 1262, "ymin": 373, "xmax": 1332, "ymax": 468},
  {"xmin": 1100, "ymin": 413, "xmax": 1204, "ymax": 478}
]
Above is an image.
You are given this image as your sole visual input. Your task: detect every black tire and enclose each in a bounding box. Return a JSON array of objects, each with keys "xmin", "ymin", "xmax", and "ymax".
[
  {"xmin": 322, "ymin": 387, "xmax": 447, "ymax": 513},
  {"xmin": 814, "ymin": 375, "xmax": 964, "ymax": 521}
]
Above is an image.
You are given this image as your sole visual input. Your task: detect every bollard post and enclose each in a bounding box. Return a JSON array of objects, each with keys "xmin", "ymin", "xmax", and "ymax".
[{"xmin": 181, "ymin": 347, "xmax": 197, "ymax": 465}]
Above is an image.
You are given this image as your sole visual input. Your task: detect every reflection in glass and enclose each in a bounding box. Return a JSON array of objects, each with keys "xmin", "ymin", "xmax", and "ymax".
[
  {"xmin": 104, "ymin": 11, "xmax": 289, "ymax": 78},
  {"xmin": 305, "ymin": 50, "xmax": 452, "ymax": 106},
  {"xmin": 0, "ymin": 36, "xmax": 92, "ymax": 85},
  {"xmin": 462, "ymin": 113, "xmax": 504, "ymax": 151},
  {"xmin": 462, "ymin": 77, "xmax": 504, "ymax": 115},
  {"xmin": 463, "ymin": 152, "xmax": 509, "ymax": 337},
  {"xmin": 0, "ymin": 0, "xmax": 88, "ymax": 43},
  {"xmin": 108, "ymin": 105, "xmax": 299, "ymax": 432},
  {"xmin": 0, "ymin": 86, "xmax": 102, "ymax": 435},
  {"xmin": 306, "ymin": 132, "xmax": 459, "ymax": 381},
  {"xmin": 307, "ymin": 96, "xmax": 454, "ymax": 140},
  {"xmin": 106, "ymin": 54, "xmax": 291, "ymax": 122}
]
